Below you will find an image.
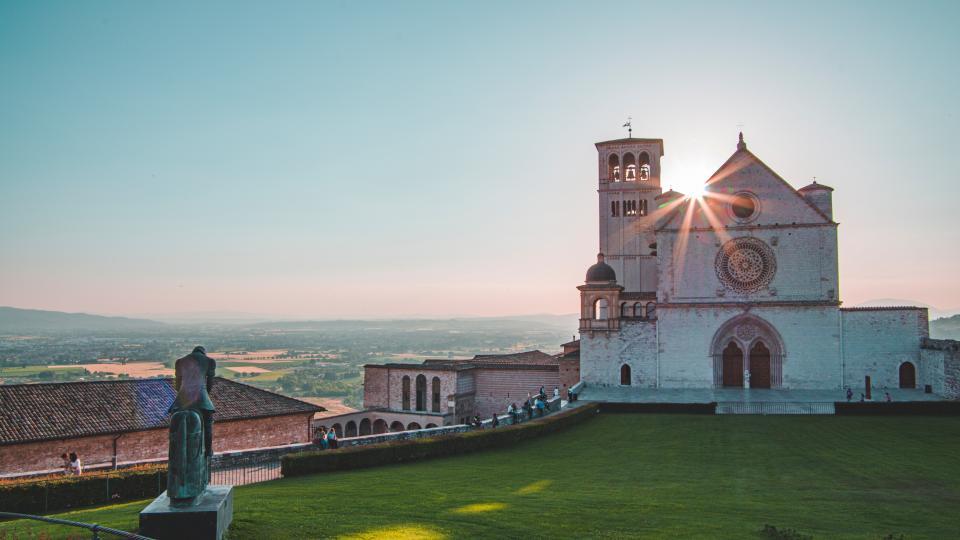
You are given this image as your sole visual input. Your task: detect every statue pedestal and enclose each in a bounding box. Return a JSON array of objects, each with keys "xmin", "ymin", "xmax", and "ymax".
[{"xmin": 139, "ymin": 485, "xmax": 233, "ymax": 540}]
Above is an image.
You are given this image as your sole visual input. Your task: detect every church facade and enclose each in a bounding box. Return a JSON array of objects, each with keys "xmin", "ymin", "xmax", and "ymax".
[{"xmin": 578, "ymin": 134, "xmax": 937, "ymax": 393}]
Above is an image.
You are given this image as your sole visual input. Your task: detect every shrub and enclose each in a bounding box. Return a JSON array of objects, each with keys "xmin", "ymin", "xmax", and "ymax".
[
  {"xmin": 0, "ymin": 466, "xmax": 166, "ymax": 515},
  {"xmin": 282, "ymin": 403, "xmax": 600, "ymax": 477}
]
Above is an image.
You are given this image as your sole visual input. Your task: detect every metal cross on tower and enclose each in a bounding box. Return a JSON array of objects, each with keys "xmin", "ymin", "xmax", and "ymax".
[{"xmin": 623, "ymin": 117, "xmax": 632, "ymax": 138}]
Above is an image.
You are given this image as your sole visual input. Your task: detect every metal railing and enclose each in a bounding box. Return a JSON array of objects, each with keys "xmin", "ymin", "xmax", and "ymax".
[
  {"xmin": 211, "ymin": 455, "xmax": 282, "ymax": 486},
  {"xmin": 715, "ymin": 401, "xmax": 836, "ymax": 415},
  {"xmin": 0, "ymin": 511, "xmax": 154, "ymax": 540}
]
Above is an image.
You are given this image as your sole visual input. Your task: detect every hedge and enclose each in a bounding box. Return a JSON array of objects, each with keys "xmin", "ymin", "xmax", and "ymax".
[
  {"xmin": 282, "ymin": 403, "xmax": 601, "ymax": 477},
  {"xmin": 598, "ymin": 402, "xmax": 717, "ymax": 414},
  {"xmin": 834, "ymin": 401, "xmax": 960, "ymax": 416},
  {"xmin": 0, "ymin": 466, "xmax": 166, "ymax": 515}
]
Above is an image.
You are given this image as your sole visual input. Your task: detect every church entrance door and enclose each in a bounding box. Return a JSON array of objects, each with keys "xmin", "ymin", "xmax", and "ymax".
[
  {"xmin": 899, "ymin": 362, "xmax": 916, "ymax": 389},
  {"xmin": 721, "ymin": 342, "xmax": 744, "ymax": 387},
  {"xmin": 749, "ymin": 341, "xmax": 771, "ymax": 389}
]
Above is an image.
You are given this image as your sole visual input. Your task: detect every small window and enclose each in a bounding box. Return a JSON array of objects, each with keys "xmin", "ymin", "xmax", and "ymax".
[
  {"xmin": 646, "ymin": 302, "xmax": 657, "ymax": 319},
  {"xmin": 611, "ymin": 200, "xmax": 620, "ymax": 217},
  {"xmin": 620, "ymin": 364, "xmax": 632, "ymax": 385}
]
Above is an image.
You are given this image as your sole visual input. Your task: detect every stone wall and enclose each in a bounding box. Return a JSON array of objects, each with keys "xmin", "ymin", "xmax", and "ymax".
[
  {"xmin": 841, "ymin": 308, "xmax": 927, "ymax": 390},
  {"xmin": 920, "ymin": 338, "xmax": 960, "ymax": 399},
  {"xmin": 581, "ymin": 319, "xmax": 657, "ymax": 388},
  {"xmin": 0, "ymin": 413, "xmax": 314, "ymax": 477}
]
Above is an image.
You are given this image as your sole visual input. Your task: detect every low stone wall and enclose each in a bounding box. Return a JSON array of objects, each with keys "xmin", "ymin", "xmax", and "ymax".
[{"xmin": 336, "ymin": 395, "xmax": 565, "ymax": 448}]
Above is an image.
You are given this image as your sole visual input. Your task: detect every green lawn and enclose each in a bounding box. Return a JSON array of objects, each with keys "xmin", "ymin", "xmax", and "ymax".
[{"xmin": 3, "ymin": 414, "xmax": 959, "ymax": 539}]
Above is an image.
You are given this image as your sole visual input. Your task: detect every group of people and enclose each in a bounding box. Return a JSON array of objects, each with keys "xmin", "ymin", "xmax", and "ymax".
[
  {"xmin": 312, "ymin": 426, "xmax": 339, "ymax": 450},
  {"xmin": 60, "ymin": 452, "xmax": 82, "ymax": 475},
  {"xmin": 504, "ymin": 386, "xmax": 561, "ymax": 425},
  {"xmin": 844, "ymin": 387, "xmax": 893, "ymax": 402}
]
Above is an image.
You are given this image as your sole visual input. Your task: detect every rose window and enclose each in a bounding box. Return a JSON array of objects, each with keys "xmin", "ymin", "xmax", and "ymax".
[{"xmin": 715, "ymin": 237, "xmax": 776, "ymax": 293}]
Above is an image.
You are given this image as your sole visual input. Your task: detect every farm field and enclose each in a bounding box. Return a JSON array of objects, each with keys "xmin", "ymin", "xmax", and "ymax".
[
  {"xmin": 3, "ymin": 414, "xmax": 959, "ymax": 539},
  {"xmin": 50, "ymin": 362, "xmax": 173, "ymax": 377}
]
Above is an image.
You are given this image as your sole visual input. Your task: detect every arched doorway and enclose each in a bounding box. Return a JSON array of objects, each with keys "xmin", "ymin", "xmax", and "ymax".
[
  {"xmin": 722, "ymin": 342, "xmax": 744, "ymax": 387},
  {"xmin": 712, "ymin": 314, "xmax": 785, "ymax": 388},
  {"xmin": 373, "ymin": 419, "xmax": 388, "ymax": 434},
  {"xmin": 426, "ymin": 423, "xmax": 438, "ymax": 428},
  {"xmin": 345, "ymin": 421, "xmax": 357, "ymax": 438},
  {"xmin": 390, "ymin": 421, "xmax": 405, "ymax": 432},
  {"xmin": 359, "ymin": 418, "xmax": 371, "ymax": 436},
  {"xmin": 620, "ymin": 364, "xmax": 631, "ymax": 385},
  {"xmin": 899, "ymin": 362, "xmax": 916, "ymax": 389},
  {"xmin": 407, "ymin": 422, "xmax": 422, "ymax": 431},
  {"xmin": 749, "ymin": 341, "xmax": 771, "ymax": 388}
]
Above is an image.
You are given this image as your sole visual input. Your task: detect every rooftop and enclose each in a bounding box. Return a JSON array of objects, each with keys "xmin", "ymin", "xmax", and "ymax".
[{"xmin": 0, "ymin": 377, "xmax": 321, "ymax": 446}]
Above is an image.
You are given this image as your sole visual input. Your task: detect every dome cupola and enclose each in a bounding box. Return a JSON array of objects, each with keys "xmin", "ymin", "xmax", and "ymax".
[{"xmin": 585, "ymin": 253, "xmax": 617, "ymax": 283}]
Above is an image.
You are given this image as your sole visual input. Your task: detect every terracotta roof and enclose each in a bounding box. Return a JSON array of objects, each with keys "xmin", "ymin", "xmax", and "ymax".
[
  {"xmin": 840, "ymin": 306, "xmax": 927, "ymax": 311},
  {"xmin": 0, "ymin": 377, "xmax": 320, "ymax": 446},
  {"xmin": 471, "ymin": 350, "xmax": 557, "ymax": 364}
]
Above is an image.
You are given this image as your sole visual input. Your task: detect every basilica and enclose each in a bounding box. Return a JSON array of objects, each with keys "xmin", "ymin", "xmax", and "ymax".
[{"xmin": 577, "ymin": 134, "xmax": 946, "ymax": 393}]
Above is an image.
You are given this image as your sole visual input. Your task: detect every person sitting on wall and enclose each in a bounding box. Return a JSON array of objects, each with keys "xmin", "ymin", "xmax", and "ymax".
[
  {"xmin": 472, "ymin": 415, "xmax": 483, "ymax": 429},
  {"xmin": 554, "ymin": 386, "xmax": 560, "ymax": 399},
  {"xmin": 535, "ymin": 397, "xmax": 546, "ymax": 417},
  {"xmin": 885, "ymin": 391, "xmax": 892, "ymax": 402},
  {"xmin": 68, "ymin": 452, "xmax": 82, "ymax": 475},
  {"xmin": 327, "ymin": 427, "xmax": 338, "ymax": 449},
  {"xmin": 523, "ymin": 398, "xmax": 533, "ymax": 419}
]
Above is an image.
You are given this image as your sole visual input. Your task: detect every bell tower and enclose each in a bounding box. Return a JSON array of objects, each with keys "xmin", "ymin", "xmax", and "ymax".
[{"xmin": 595, "ymin": 137, "xmax": 664, "ymax": 293}]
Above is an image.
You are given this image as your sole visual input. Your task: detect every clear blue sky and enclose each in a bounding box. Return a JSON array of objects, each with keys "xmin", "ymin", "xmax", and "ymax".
[{"xmin": 1, "ymin": 1, "xmax": 958, "ymax": 318}]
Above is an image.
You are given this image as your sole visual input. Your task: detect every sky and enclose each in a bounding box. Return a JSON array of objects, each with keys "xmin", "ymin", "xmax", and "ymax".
[{"xmin": 1, "ymin": 1, "xmax": 958, "ymax": 319}]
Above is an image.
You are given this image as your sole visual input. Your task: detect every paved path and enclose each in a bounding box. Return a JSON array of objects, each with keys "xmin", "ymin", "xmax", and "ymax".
[{"xmin": 579, "ymin": 386, "xmax": 942, "ymax": 404}]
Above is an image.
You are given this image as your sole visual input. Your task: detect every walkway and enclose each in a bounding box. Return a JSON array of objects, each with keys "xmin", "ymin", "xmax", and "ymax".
[{"xmin": 579, "ymin": 386, "xmax": 943, "ymax": 404}]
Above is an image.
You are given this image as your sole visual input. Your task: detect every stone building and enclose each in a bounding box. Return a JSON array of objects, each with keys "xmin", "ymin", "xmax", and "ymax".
[
  {"xmin": 0, "ymin": 377, "xmax": 320, "ymax": 476},
  {"xmin": 317, "ymin": 351, "xmax": 574, "ymax": 437},
  {"xmin": 578, "ymin": 133, "xmax": 955, "ymax": 394}
]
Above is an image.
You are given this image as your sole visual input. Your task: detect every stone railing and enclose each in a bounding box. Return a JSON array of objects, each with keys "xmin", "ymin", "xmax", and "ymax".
[{"xmin": 336, "ymin": 394, "xmax": 569, "ymax": 448}]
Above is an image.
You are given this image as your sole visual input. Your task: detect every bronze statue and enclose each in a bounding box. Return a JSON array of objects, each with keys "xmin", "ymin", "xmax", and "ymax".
[{"xmin": 167, "ymin": 346, "xmax": 216, "ymax": 506}]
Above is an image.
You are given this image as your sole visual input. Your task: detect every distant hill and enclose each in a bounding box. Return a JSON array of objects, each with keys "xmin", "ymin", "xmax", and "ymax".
[
  {"xmin": 0, "ymin": 307, "xmax": 165, "ymax": 333},
  {"xmin": 931, "ymin": 315, "xmax": 960, "ymax": 341},
  {"xmin": 856, "ymin": 299, "xmax": 959, "ymax": 320}
]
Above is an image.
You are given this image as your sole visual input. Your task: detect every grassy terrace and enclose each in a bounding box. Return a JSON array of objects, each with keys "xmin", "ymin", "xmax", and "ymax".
[{"xmin": 2, "ymin": 414, "xmax": 959, "ymax": 539}]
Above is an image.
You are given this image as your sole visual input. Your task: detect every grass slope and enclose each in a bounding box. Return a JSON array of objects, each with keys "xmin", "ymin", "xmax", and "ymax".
[{"xmin": 3, "ymin": 415, "xmax": 959, "ymax": 539}]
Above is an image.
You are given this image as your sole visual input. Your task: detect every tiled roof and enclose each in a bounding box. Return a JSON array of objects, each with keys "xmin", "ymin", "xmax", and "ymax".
[
  {"xmin": 471, "ymin": 350, "xmax": 556, "ymax": 364},
  {"xmin": 0, "ymin": 378, "xmax": 320, "ymax": 446}
]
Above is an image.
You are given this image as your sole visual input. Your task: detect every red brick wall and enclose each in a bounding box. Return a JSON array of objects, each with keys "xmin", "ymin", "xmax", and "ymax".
[
  {"xmin": 559, "ymin": 356, "xmax": 581, "ymax": 398},
  {"xmin": 0, "ymin": 413, "xmax": 313, "ymax": 476},
  {"xmin": 472, "ymin": 367, "xmax": 560, "ymax": 419},
  {"xmin": 363, "ymin": 366, "xmax": 389, "ymax": 408}
]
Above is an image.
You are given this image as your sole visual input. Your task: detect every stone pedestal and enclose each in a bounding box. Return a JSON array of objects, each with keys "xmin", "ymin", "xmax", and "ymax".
[{"xmin": 139, "ymin": 485, "xmax": 233, "ymax": 540}]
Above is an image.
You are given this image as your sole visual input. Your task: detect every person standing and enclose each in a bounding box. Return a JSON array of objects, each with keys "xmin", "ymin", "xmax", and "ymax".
[
  {"xmin": 845, "ymin": 387, "xmax": 853, "ymax": 402},
  {"xmin": 68, "ymin": 452, "xmax": 82, "ymax": 475},
  {"xmin": 553, "ymin": 387, "xmax": 560, "ymax": 399},
  {"xmin": 491, "ymin": 413, "xmax": 499, "ymax": 429}
]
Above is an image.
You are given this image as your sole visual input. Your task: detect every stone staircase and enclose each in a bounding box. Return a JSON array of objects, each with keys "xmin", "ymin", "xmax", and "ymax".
[{"xmin": 715, "ymin": 401, "xmax": 836, "ymax": 415}]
